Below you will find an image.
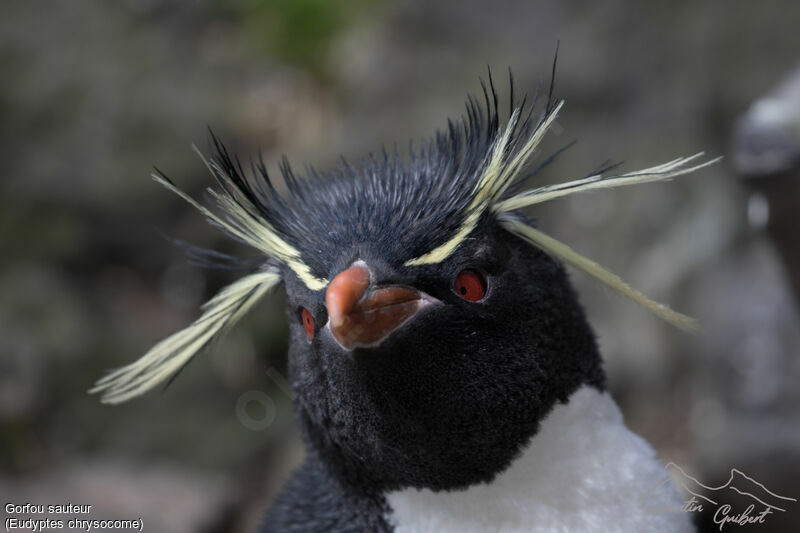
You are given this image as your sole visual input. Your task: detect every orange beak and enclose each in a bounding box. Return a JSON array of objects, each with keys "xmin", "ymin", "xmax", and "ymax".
[{"xmin": 325, "ymin": 263, "xmax": 436, "ymax": 350}]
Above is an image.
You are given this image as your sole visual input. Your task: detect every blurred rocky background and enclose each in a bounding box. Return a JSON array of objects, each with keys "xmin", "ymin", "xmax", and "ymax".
[{"xmin": 1, "ymin": 1, "xmax": 799, "ymax": 531}]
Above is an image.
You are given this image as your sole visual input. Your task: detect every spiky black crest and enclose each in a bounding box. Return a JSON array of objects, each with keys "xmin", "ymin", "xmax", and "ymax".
[
  {"xmin": 208, "ymin": 69, "xmax": 560, "ymax": 282},
  {"xmin": 91, "ymin": 62, "xmax": 719, "ymax": 403}
]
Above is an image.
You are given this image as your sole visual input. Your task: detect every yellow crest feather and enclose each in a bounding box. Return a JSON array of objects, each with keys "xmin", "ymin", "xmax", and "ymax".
[
  {"xmin": 499, "ymin": 216, "xmax": 699, "ymax": 332},
  {"xmin": 90, "ymin": 269, "xmax": 281, "ymax": 404},
  {"xmin": 405, "ymin": 101, "xmax": 565, "ymax": 266}
]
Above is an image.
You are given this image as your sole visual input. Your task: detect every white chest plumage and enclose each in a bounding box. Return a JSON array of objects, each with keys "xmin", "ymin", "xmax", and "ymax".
[{"xmin": 385, "ymin": 386, "xmax": 694, "ymax": 533}]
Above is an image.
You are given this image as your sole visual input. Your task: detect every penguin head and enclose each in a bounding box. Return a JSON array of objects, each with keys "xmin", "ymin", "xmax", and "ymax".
[
  {"xmin": 256, "ymin": 84, "xmax": 605, "ymax": 489},
  {"xmin": 92, "ymin": 71, "xmax": 714, "ymax": 491},
  {"xmin": 280, "ymin": 195, "xmax": 603, "ymax": 490}
]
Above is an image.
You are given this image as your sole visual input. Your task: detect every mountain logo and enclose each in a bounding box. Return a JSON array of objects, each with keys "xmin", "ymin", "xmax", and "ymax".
[{"xmin": 639, "ymin": 462, "xmax": 796, "ymax": 530}]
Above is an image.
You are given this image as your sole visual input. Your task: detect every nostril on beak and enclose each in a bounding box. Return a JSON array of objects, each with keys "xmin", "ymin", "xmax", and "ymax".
[
  {"xmin": 325, "ymin": 262, "xmax": 437, "ymax": 350},
  {"xmin": 326, "ymin": 264, "xmax": 370, "ymax": 330}
]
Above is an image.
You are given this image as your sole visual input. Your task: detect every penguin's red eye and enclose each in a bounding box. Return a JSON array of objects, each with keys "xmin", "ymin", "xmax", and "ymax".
[
  {"xmin": 453, "ymin": 270, "xmax": 486, "ymax": 302},
  {"xmin": 301, "ymin": 308, "xmax": 315, "ymax": 340}
]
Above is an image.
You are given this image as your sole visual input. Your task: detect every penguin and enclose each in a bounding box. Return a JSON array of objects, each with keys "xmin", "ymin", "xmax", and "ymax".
[{"xmin": 92, "ymin": 70, "xmax": 718, "ymax": 532}]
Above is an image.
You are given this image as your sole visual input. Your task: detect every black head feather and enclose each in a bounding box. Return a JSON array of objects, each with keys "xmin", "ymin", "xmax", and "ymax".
[
  {"xmin": 203, "ymin": 69, "xmax": 561, "ymax": 284},
  {"xmin": 93, "ymin": 58, "xmax": 713, "ymax": 422}
]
